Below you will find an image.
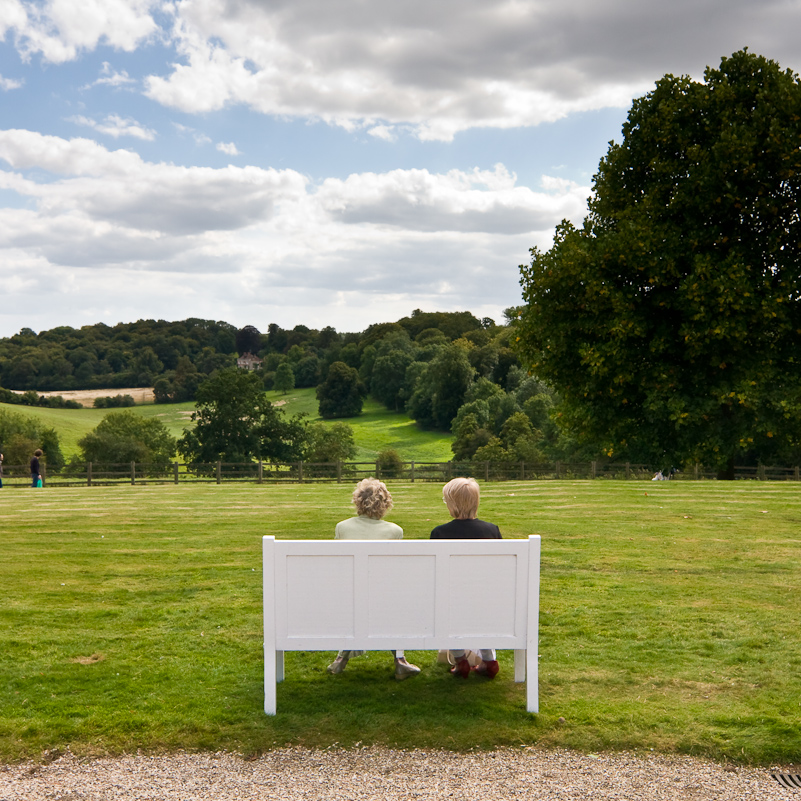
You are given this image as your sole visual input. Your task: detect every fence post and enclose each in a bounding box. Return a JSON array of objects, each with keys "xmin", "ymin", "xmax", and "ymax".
[
  {"xmin": 216, "ymin": 461, "xmax": 221, "ymax": 484},
  {"xmin": 42, "ymin": 463, "xmax": 47, "ymax": 486},
  {"xmin": 410, "ymin": 460, "xmax": 415, "ymax": 483},
  {"xmin": 555, "ymin": 460, "xmax": 561, "ymax": 479},
  {"xmin": 795, "ymin": 466, "xmax": 800, "ymax": 482},
  {"xmin": 625, "ymin": 462, "xmax": 630, "ymax": 480},
  {"xmin": 336, "ymin": 461, "xmax": 342, "ymax": 483},
  {"xmin": 298, "ymin": 462, "xmax": 303, "ymax": 483},
  {"xmin": 520, "ymin": 461, "xmax": 525, "ymax": 480},
  {"xmin": 694, "ymin": 463, "xmax": 699, "ymax": 480},
  {"xmin": 87, "ymin": 462, "xmax": 92, "ymax": 487},
  {"xmin": 485, "ymin": 461, "xmax": 489, "ymax": 482},
  {"xmin": 375, "ymin": 461, "xmax": 380, "ymax": 480},
  {"xmin": 591, "ymin": 460, "xmax": 597, "ymax": 479},
  {"xmin": 258, "ymin": 460, "xmax": 263, "ymax": 485},
  {"xmin": 131, "ymin": 461, "xmax": 136, "ymax": 485},
  {"xmin": 174, "ymin": 462, "xmax": 179, "ymax": 484}
]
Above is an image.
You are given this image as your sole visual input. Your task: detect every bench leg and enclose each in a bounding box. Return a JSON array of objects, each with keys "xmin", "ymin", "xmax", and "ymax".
[
  {"xmin": 514, "ymin": 649, "xmax": 525, "ymax": 683},
  {"xmin": 276, "ymin": 650, "xmax": 285, "ymax": 683},
  {"xmin": 264, "ymin": 646, "xmax": 277, "ymax": 715},
  {"xmin": 526, "ymin": 647, "xmax": 538, "ymax": 714}
]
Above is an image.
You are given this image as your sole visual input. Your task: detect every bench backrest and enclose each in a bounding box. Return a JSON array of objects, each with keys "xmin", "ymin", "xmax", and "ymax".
[{"xmin": 264, "ymin": 536, "xmax": 540, "ymax": 650}]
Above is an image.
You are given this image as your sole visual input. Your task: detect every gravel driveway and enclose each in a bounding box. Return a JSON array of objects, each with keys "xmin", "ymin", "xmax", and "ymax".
[{"xmin": 2, "ymin": 747, "xmax": 796, "ymax": 800}]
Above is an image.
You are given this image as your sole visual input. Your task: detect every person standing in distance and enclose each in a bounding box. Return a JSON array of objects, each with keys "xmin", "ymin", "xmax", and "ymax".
[{"xmin": 30, "ymin": 448, "xmax": 43, "ymax": 487}]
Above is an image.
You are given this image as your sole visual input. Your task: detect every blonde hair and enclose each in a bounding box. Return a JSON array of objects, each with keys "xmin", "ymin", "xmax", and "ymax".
[
  {"xmin": 442, "ymin": 477, "xmax": 480, "ymax": 520},
  {"xmin": 352, "ymin": 478, "xmax": 393, "ymax": 519}
]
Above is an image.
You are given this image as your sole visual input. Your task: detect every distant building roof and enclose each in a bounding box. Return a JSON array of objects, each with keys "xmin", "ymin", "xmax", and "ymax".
[{"xmin": 236, "ymin": 352, "xmax": 263, "ymax": 370}]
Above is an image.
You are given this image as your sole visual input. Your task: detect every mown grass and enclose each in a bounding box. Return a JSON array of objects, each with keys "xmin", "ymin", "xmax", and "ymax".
[
  {"xmin": 2, "ymin": 389, "xmax": 453, "ymax": 462},
  {"xmin": 0, "ymin": 402, "xmax": 195, "ymax": 459},
  {"xmin": 1, "ymin": 481, "xmax": 799, "ymax": 764},
  {"xmin": 267, "ymin": 388, "xmax": 454, "ymax": 461}
]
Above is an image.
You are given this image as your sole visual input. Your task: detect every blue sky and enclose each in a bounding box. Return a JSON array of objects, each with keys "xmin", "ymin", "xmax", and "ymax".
[{"xmin": 0, "ymin": 0, "xmax": 799, "ymax": 337}]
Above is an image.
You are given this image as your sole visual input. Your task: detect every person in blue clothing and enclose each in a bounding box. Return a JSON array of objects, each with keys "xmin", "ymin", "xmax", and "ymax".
[{"xmin": 431, "ymin": 477, "xmax": 501, "ymax": 679}]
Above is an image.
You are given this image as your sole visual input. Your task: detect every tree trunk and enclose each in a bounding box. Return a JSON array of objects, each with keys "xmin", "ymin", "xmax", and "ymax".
[{"xmin": 716, "ymin": 457, "xmax": 735, "ymax": 481}]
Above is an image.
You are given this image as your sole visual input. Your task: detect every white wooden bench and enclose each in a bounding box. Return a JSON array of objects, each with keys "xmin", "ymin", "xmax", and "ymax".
[{"xmin": 262, "ymin": 535, "xmax": 541, "ymax": 714}]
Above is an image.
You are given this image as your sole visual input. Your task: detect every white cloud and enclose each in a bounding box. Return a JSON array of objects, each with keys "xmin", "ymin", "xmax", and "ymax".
[
  {"xmin": 316, "ymin": 164, "xmax": 588, "ymax": 234},
  {"xmin": 367, "ymin": 125, "xmax": 396, "ymax": 142},
  {"xmin": 7, "ymin": 0, "xmax": 159, "ymax": 63},
  {"xmin": 138, "ymin": 0, "xmax": 801, "ymax": 139},
  {"xmin": 87, "ymin": 62, "xmax": 137, "ymax": 88},
  {"xmin": 69, "ymin": 114, "xmax": 157, "ymax": 141},
  {"xmin": 173, "ymin": 123, "xmax": 213, "ymax": 146},
  {"xmin": 216, "ymin": 141, "xmax": 240, "ymax": 156},
  {"xmin": 0, "ymin": 130, "xmax": 308, "ymax": 238},
  {"xmin": 0, "ymin": 129, "xmax": 584, "ymax": 333},
  {"xmin": 0, "ymin": 74, "xmax": 23, "ymax": 91},
  {"xmin": 6, "ymin": 0, "xmax": 801, "ymax": 141}
]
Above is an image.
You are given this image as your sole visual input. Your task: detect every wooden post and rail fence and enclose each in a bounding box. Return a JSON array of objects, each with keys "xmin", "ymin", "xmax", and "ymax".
[{"xmin": 1, "ymin": 459, "xmax": 800, "ymax": 487}]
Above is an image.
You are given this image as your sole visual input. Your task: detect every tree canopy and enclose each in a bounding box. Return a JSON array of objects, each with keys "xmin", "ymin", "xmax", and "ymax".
[
  {"xmin": 0, "ymin": 408, "xmax": 64, "ymax": 472},
  {"xmin": 178, "ymin": 368, "xmax": 306, "ymax": 463},
  {"xmin": 77, "ymin": 410, "xmax": 176, "ymax": 467},
  {"xmin": 316, "ymin": 361, "xmax": 366, "ymax": 419},
  {"xmin": 407, "ymin": 343, "xmax": 475, "ymax": 429},
  {"xmin": 235, "ymin": 325, "xmax": 262, "ymax": 356},
  {"xmin": 517, "ymin": 50, "xmax": 801, "ymax": 474}
]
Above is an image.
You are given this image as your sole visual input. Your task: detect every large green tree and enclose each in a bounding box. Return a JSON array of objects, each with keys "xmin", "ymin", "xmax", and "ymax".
[
  {"xmin": 77, "ymin": 410, "xmax": 176, "ymax": 467},
  {"xmin": 316, "ymin": 361, "xmax": 366, "ymax": 419},
  {"xmin": 406, "ymin": 343, "xmax": 475, "ymax": 430},
  {"xmin": 235, "ymin": 325, "xmax": 262, "ymax": 356},
  {"xmin": 273, "ymin": 362, "xmax": 295, "ymax": 395},
  {"xmin": 517, "ymin": 50, "xmax": 801, "ymax": 475},
  {"xmin": 178, "ymin": 368, "xmax": 306, "ymax": 462}
]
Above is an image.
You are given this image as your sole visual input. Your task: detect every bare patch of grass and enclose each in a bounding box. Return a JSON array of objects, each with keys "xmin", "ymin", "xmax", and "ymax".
[{"xmin": 71, "ymin": 654, "xmax": 106, "ymax": 665}]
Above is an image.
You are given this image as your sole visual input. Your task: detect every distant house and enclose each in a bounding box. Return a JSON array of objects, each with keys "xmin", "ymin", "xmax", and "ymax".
[{"xmin": 237, "ymin": 352, "xmax": 263, "ymax": 371}]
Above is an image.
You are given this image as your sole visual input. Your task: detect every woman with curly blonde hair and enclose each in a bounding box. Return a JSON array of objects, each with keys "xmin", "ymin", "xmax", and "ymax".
[{"xmin": 327, "ymin": 478, "xmax": 421, "ymax": 680}]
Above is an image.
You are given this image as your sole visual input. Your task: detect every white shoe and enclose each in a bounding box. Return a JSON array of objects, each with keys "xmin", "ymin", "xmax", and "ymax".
[
  {"xmin": 395, "ymin": 658, "xmax": 421, "ymax": 681},
  {"xmin": 327, "ymin": 655, "xmax": 349, "ymax": 674}
]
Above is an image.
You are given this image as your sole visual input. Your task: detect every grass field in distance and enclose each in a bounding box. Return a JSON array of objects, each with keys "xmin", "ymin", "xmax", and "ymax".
[
  {"xmin": 1, "ymin": 387, "xmax": 454, "ymax": 462},
  {"xmin": 1, "ymin": 480, "xmax": 799, "ymax": 764}
]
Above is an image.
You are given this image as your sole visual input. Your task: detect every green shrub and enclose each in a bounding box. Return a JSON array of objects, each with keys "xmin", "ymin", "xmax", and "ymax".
[{"xmin": 376, "ymin": 448, "xmax": 404, "ymax": 477}]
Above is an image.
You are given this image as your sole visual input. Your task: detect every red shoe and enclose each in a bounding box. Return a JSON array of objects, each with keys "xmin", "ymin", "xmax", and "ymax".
[
  {"xmin": 449, "ymin": 658, "xmax": 471, "ymax": 678},
  {"xmin": 474, "ymin": 660, "xmax": 500, "ymax": 679}
]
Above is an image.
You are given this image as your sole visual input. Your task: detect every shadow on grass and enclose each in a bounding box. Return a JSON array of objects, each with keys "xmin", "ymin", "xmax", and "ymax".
[{"xmin": 249, "ymin": 651, "xmax": 543, "ymax": 752}]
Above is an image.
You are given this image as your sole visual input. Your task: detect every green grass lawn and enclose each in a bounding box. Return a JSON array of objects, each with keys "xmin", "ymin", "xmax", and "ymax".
[
  {"xmin": 0, "ymin": 402, "xmax": 196, "ymax": 459},
  {"xmin": 2, "ymin": 389, "xmax": 453, "ymax": 462},
  {"xmin": 266, "ymin": 388, "xmax": 454, "ymax": 461},
  {"xmin": 1, "ymin": 481, "xmax": 799, "ymax": 764}
]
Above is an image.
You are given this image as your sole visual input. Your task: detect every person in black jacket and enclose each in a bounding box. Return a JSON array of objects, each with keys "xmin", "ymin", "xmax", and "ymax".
[
  {"xmin": 30, "ymin": 448, "xmax": 42, "ymax": 487},
  {"xmin": 430, "ymin": 477, "xmax": 501, "ymax": 678}
]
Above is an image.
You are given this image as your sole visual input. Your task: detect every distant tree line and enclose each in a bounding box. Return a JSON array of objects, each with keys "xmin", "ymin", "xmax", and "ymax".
[
  {"xmin": 0, "ymin": 318, "xmax": 236, "ymax": 397},
  {"xmin": 0, "ymin": 309, "xmax": 581, "ymax": 467}
]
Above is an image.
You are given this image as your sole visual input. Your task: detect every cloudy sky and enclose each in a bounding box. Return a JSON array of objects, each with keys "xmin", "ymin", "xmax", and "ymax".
[{"xmin": 1, "ymin": 0, "xmax": 799, "ymax": 337}]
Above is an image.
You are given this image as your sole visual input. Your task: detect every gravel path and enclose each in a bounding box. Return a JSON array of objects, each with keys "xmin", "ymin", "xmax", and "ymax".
[{"xmin": 2, "ymin": 747, "xmax": 795, "ymax": 800}]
